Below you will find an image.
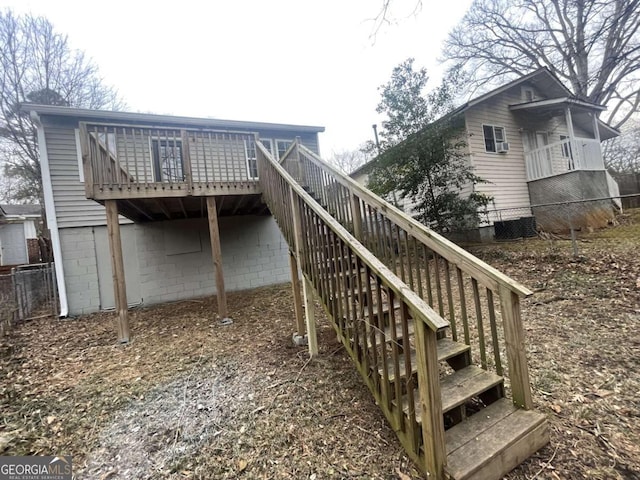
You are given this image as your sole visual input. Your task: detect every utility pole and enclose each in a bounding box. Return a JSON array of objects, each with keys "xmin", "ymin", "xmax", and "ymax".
[{"xmin": 372, "ymin": 124, "xmax": 380, "ymax": 152}]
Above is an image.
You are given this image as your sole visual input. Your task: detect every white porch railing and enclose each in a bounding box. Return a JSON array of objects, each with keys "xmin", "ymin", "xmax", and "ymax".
[{"xmin": 525, "ymin": 138, "xmax": 604, "ymax": 181}]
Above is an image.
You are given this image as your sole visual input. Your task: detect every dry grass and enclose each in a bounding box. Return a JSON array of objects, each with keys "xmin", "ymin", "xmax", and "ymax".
[{"xmin": 1, "ymin": 209, "xmax": 639, "ymax": 479}]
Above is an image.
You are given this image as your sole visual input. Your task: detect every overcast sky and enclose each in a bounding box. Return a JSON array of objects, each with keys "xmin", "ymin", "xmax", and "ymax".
[{"xmin": 2, "ymin": 0, "xmax": 472, "ymax": 155}]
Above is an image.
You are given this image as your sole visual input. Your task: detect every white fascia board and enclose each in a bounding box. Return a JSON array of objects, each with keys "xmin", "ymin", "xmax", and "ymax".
[{"xmin": 31, "ymin": 111, "xmax": 68, "ymax": 317}]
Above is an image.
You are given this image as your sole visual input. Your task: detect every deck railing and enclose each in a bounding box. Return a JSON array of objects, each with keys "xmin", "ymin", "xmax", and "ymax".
[
  {"xmin": 256, "ymin": 141, "xmax": 451, "ymax": 477},
  {"xmin": 79, "ymin": 122, "xmax": 260, "ymax": 199},
  {"xmin": 282, "ymin": 142, "xmax": 534, "ymax": 413},
  {"xmin": 525, "ymin": 137, "xmax": 604, "ymax": 181}
]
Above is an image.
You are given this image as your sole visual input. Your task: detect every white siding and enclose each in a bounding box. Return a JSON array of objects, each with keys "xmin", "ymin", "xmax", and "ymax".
[
  {"xmin": 465, "ymin": 88, "xmax": 532, "ymax": 215},
  {"xmin": 43, "ymin": 119, "xmax": 122, "ymax": 228}
]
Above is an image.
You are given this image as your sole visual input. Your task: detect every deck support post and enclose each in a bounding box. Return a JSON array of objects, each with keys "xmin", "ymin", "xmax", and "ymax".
[
  {"xmin": 499, "ymin": 286, "xmax": 533, "ymax": 409},
  {"xmin": 105, "ymin": 200, "xmax": 131, "ymax": 343},
  {"xmin": 415, "ymin": 320, "xmax": 445, "ymax": 479},
  {"xmin": 303, "ymin": 277, "xmax": 318, "ymax": 357},
  {"xmin": 206, "ymin": 197, "xmax": 228, "ymax": 321},
  {"xmin": 289, "ymin": 250, "xmax": 306, "ymax": 336},
  {"xmin": 289, "ymin": 185, "xmax": 317, "ymax": 355}
]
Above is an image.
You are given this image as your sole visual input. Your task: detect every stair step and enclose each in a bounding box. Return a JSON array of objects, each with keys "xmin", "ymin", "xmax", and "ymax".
[
  {"xmin": 378, "ymin": 338, "xmax": 471, "ymax": 382},
  {"xmin": 445, "ymin": 398, "xmax": 549, "ymax": 480},
  {"xmin": 367, "ymin": 315, "xmax": 414, "ymax": 348},
  {"xmin": 400, "ymin": 365, "xmax": 504, "ymax": 421}
]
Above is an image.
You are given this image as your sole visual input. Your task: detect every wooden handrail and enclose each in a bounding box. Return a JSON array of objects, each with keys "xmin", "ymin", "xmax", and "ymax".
[
  {"xmin": 291, "ymin": 143, "xmax": 535, "ymax": 411},
  {"xmin": 257, "ymin": 139, "xmax": 449, "ymax": 477},
  {"xmin": 257, "ymin": 141, "xmax": 448, "ymax": 332},
  {"xmin": 297, "ymin": 144, "xmax": 532, "ymax": 298}
]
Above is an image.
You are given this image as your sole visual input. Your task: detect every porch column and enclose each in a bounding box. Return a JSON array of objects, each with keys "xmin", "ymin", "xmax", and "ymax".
[
  {"xmin": 565, "ymin": 107, "xmax": 578, "ymax": 168},
  {"xmin": 206, "ymin": 197, "xmax": 229, "ymax": 321},
  {"xmin": 591, "ymin": 112, "xmax": 601, "ymax": 142},
  {"xmin": 105, "ymin": 200, "xmax": 131, "ymax": 343}
]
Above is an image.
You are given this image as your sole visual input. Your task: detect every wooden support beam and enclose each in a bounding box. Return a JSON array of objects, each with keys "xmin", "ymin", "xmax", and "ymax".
[
  {"xmin": 289, "ymin": 250, "xmax": 305, "ymax": 335},
  {"xmin": 290, "ymin": 186, "xmax": 318, "ymax": 356},
  {"xmin": 154, "ymin": 199, "xmax": 172, "ymax": 220},
  {"xmin": 105, "ymin": 200, "xmax": 131, "ymax": 343},
  {"xmin": 178, "ymin": 198, "xmax": 188, "ymax": 218},
  {"xmin": 206, "ymin": 197, "xmax": 228, "ymax": 320},
  {"xmin": 303, "ymin": 277, "xmax": 318, "ymax": 357},
  {"xmin": 231, "ymin": 195, "xmax": 246, "ymax": 215},
  {"xmin": 125, "ymin": 200, "xmax": 153, "ymax": 221}
]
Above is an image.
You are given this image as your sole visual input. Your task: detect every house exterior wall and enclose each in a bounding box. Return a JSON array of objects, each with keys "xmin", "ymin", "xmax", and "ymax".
[
  {"xmin": 38, "ymin": 112, "xmax": 321, "ymax": 316},
  {"xmin": 464, "ymin": 87, "xmax": 532, "ymax": 218},
  {"xmin": 59, "ymin": 215, "xmax": 290, "ymax": 316},
  {"xmin": 42, "ymin": 117, "xmax": 118, "ymax": 229}
]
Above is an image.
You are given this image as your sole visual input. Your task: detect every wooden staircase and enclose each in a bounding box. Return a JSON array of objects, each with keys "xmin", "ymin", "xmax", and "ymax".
[
  {"xmin": 256, "ymin": 140, "xmax": 549, "ymax": 479},
  {"xmin": 351, "ymin": 271, "xmax": 547, "ymax": 479}
]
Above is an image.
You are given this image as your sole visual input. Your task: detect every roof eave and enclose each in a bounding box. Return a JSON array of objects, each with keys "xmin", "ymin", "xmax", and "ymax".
[
  {"xmin": 21, "ymin": 104, "xmax": 326, "ymax": 133},
  {"xmin": 509, "ymin": 97, "xmax": 607, "ymax": 111}
]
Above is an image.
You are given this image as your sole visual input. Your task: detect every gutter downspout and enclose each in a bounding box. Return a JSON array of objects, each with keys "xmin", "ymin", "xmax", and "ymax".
[{"xmin": 30, "ymin": 111, "xmax": 69, "ymax": 317}]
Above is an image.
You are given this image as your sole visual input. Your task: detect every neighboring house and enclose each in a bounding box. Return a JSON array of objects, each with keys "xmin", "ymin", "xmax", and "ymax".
[
  {"xmin": 24, "ymin": 104, "xmax": 324, "ymax": 317},
  {"xmin": 0, "ymin": 204, "xmax": 41, "ymax": 266},
  {"xmin": 353, "ymin": 68, "xmax": 621, "ymax": 239}
]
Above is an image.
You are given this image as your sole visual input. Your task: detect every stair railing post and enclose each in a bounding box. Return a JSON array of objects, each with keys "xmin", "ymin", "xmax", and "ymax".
[
  {"xmin": 181, "ymin": 129, "xmax": 193, "ymax": 194},
  {"xmin": 349, "ymin": 189, "xmax": 363, "ymax": 241},
  {"xmin": 288, "ymin": 250, "xmax": 306, "ymax": 338},
  {"xmin": 294, "ymin": 136, "xmax": 305, "ymax": 185},
  {"xmin": 414, "ymin": 317, "xmax": 446, "ymax": 479},
  {"xmin": 289, "ymin": 185, "xmax": 318, "ymax": 357},
  {"xmin": 499, "ymin": 286, "xmax": 533, "ymax": 409}
]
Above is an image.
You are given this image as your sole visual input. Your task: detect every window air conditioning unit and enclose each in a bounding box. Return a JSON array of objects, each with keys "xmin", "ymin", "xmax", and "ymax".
[{"xmin": 497, "ymin": 142, "xmax": 510, "ymax": 153}]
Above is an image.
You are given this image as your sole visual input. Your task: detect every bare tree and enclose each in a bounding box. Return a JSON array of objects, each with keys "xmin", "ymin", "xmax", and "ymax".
[
  {"xmin": 328, "ymin": 146, "xmax": 372, "ymax": 174},
  {"xmin": 603, "ymin": 118, "xmax": 640, "ymax": 173},
  {"xmin": 0, "ymin": 10, "xmax": 123, "ymax": 204},
  {"xmin": 443, "ymin": 0, "xmax": 640, "ymax": 129}
]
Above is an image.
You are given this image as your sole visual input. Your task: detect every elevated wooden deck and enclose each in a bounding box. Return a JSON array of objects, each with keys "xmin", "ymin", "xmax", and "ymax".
[
  {"xmin": 101, "ymin": 194, "xmax": 268, "ymax": 223},
  {"xmin": 79, "ymin": 122, "xmax": 272, "ymax": 221}
]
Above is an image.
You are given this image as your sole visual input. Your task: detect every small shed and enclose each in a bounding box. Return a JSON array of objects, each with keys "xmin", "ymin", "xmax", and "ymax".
[{"xmin": 0, "ymin": 204, "xmax": 42, "ymax": 266}]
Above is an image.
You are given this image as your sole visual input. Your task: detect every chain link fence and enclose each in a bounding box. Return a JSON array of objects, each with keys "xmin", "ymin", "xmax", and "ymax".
[
  {"xmin": 477, "ymin": 194, "xmax": 640, "ymax": 255},
  {"xmin": 0, "ymin": 263, "xmax": 58, "ymax": 336}
]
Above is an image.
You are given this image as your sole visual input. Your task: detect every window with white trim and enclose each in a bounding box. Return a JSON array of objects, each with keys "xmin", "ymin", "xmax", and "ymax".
[
  {"xmin": 151, "ymin": 138, "xmax": 184, "ymax": 182},
  {"xmin": 482, "ymin": 125, "xmax": 506, "ymax": 153},
  {"xmin": 259, "ymin": 138, "xmax": 273, "ymax": 156},
  {"xmin": 522, "ymin": 87, "xmax": 535, "ymax": 102},
  {"xmin": 276, "ymin": 140, "xmax": 293, "ymax": 160},
  {"xmin": 244, "ymin": 139, "xmax": 259, "ymax": 180}
]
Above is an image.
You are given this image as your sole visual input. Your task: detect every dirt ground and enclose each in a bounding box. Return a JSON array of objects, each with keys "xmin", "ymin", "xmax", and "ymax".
[{"xmin": 1, "ymin": 210, "xmax": 639, "ymax": 479}]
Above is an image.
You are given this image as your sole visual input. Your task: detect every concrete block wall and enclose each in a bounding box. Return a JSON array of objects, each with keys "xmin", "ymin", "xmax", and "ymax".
[
  {"xmin": 59, "ymin": 215, "xmax": 291, "ymax": 315},
  {"xmin": 59, "ymin": 227, "xmax": 101, "ymax": 315}
]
